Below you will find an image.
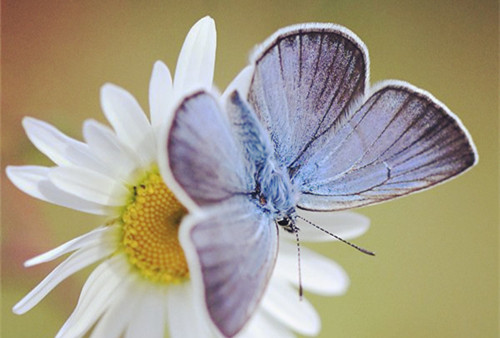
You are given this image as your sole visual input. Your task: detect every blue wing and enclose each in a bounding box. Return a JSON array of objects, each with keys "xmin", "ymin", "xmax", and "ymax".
[
  {"xmin": 165, "ymin": 91, "xmax": 253, "ymax": 207},
  {"xmin": 165, "ymin": 91, "xmax": 278, "ymax": 337},
  {"xmin": 180, "ymin": 196, "xmax": 277, "ymax": 337},
  {"xmin": 248, "ymin": 24, "xmax": 368, "ymax": 174},
  {"xmin": 247, "ymin": 25, "xmax": 477, "ymax": 211},
  {"xmin": 296, "ymin": 82, "xmax": 477, "ymax": 210},
  {"xmin": 225, "ymin": 91, "xmax": 275, "ymax": 176}
]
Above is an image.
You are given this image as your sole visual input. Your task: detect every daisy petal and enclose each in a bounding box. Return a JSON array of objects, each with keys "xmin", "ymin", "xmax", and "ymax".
[
  {"xmin": 83, "ymin": 119, "xmax": 142, "ymax": 182},
  {"xmin": 174, "ymin": 16, "xmax": 216, "ymax": 93},
  {"xmin": 100, "ymin": 83, "xmax": 156, "ymax": 165},
  {"xmin": 261, "ymin": 280, "xmax": 320, "ymax": 336},
  {"xmin": 166, "ymin": 282, "xmax": 211, "ymax": 338},
  {"xmin": 284, "ymin": 210, "xmax": 370, "ymax": 242},
  {"xmin": 25, "ymin": 226, "xmax": 117, "ymax": 267},
  {"xmin": 22, "ymin": 117, "xmax": 86, "ymax": 166},
  {"xmin": 6, "ymin": 165, "xmax": 50, "ymax": 201},
  {"xmin": 13, "ymin": 243, "xmax": 114, "ymax": 315},
  {"xmin": 49, "ymin": 166, "xmax": 129, "ymax": 206},
  {"xmin": 239, "ymin": 311, "xmax": 295, "ymax": 338},
  {"xmin": 6, "ymin": 166, "xmax": 112, "ymax": 215},
  {"xmin": 125, "ymin": 286, "xmax": 166, "ymax": 338},
  {"xmin": 22, "ymin": 118, "xmax": 108, "ymax": 174},
  {"xmin": 56, "ymin": 255, "xmax": 128, "ymax": 338},
  {"xmin": 276, "ymin": 241, "xmax": 349, "ymax": 295},
  {"xmin": 221, "ymin": 65, "xmax": 254, "ymax": 102},
  {"xmin": 38, "ymin": 178, "xmax": 113, "ymax": 215},
  {"xmin": 90, "ymin": 278, "xmax": 139, "ymax": 338},
  {"xmin": 149, "ymin": 61, "xmax": 173, "ymax": 129}
]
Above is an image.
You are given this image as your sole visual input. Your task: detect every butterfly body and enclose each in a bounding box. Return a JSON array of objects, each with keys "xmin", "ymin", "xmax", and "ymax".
[
  {"xmin": 253, "ymin": 166, "xmax": 299, "ymax": 234},
  {"xmin": 228, "ymin": 90, "xmax": 300, "ymax": 231},
  {"xmin": 252, "ymin": 151, "xmax": 296, "ymax": 216}
]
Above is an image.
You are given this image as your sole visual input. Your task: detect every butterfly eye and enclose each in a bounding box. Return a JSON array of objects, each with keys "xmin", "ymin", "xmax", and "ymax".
[
  {"xmin": 276, "ymin": 217, "xmax": 298, "ymax": 233},
  {"xmin": 276, "ymin": 218, "xmax": 288, "ymax": 226}
]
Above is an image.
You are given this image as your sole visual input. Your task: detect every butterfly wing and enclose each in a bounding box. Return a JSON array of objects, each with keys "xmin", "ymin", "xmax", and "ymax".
[
  {"xmin": 164, "ymin": 91, "xmax": 252, "ymax": 209},
  {"xmin": 296, "ymin": 82, "xmax": 477, "ymax": 210},
  {"xmin": 248, "ymin": 23, "xmax": 368, "ymax": 173},
  {"xmin": 180, "ymin": 197, "xmax": 277, "ymax": 337},
  {"xmin": 247, "ymin": 25, "xmax": 477, "ymax": 211},
  {"xmin": 164, "ymin": 91, "xmax": 278, "ymax": 337}
]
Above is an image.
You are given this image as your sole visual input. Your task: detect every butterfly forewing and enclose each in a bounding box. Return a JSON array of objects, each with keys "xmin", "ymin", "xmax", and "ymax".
[
  {"xmin": 167, "ymin": 91, "xmax": 252, "ymax": 206},
  {"xmin": 295, "ymin": 83, "xmax": 477, "ymax": 210},
  {"xmin": 248, "ymin": 24, "xmax": 368, "ymax": 172}
]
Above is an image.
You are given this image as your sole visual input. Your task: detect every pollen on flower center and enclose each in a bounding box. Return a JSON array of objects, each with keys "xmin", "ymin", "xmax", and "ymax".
[{"xmin": 121, "ymin": 169, "xmax": 189, "ymax": 283}]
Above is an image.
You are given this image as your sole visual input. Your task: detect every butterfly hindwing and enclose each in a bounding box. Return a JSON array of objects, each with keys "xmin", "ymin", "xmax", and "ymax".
[
  {"xmin": 180, "ymin": 196, "xmax": 278, "ymax": 338},
  {"xmin": 297, "ymin": 82, "xmax": 477, "ymax": 210},
  {"xmin": 225, "ymin": 91, "xmax": 275, "ymax": 173}
]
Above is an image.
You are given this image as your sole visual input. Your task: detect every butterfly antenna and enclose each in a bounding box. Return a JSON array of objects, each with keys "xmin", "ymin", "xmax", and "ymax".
[
  {"xmin": 294, "ymin": 229, "xmax": 303, "ymax": 300},
  {"xmin": 296, "ymin": 215, "xmax": 375, "ymax": 256}
]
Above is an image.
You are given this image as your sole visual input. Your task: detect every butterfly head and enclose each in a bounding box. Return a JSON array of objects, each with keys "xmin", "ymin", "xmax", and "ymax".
[{"xmin": 275, "ymin": 214, "xmax": 299, "ymax": 233}]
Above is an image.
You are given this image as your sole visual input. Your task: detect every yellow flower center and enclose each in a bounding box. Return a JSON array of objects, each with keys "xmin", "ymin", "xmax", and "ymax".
[{"xmin": 121, "ymin": 169, "xmax": 189, "ymax": 284}]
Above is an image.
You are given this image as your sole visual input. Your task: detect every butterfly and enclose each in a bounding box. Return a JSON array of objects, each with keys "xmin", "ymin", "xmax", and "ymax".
[{"xmin": 160, "ymin": 23, "xmax": 477, "ymax": 337}]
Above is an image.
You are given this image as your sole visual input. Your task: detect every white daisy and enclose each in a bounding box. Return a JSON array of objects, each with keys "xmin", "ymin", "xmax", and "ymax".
[{"xmin": 7, "ymin": 15, "xmax": 370, "ymax": 338}]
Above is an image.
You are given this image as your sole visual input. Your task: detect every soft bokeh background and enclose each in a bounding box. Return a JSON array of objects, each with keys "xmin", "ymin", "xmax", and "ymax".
[{"xmin": 2, "ymin": 1, "xmax": 498, "ymax": 337}]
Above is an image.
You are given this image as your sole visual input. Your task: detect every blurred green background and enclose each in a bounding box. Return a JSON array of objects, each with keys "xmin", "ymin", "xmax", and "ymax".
[{"xmin": 2, "ymin": 1, "xmax": 498, "ymax": 337}]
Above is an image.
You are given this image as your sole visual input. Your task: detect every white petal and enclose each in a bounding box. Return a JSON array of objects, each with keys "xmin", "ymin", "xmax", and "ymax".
[
  {"xmin": 22, "ymin": 117, "xmax": 85, "ymax": 166},
  {"xmin": 56, "ymin": 255, "xmax": 129, "ymax": 338},
  {"xmin": 125, "ymin": 286, "xmax": 166, "ymax": 338},
  {"xmin": 7, "ymin": 165, "xmax": 114, "ymax": 215},
  {"xmin": 22, "ymin": 117, "xmax": 109, "ymax": 174},
  {"xmin": 282, "ymin": 210, "xmax": 370, "ymax": 242},
  {"xmin": 13, "ymin": 242, "xmax": 114, "ymax": 315},
  {"xmin": 275, "ymin": 241, "xmax": 349, "ymax": 295},
  {"xmin": 261, "ymin": 279, "xmax": 320, "ymax": 336},
  {"xmin": 39, "ymin": 178, "xmax": 114, "ymax": 215},
  {"xmin": 90, "ymin": 278, "xmax": 140, "ymax": 338},
  {"xmin": 174, "ymin": 16, "xmax": 216, "ymax": 93},
  {"xmin": 25, "ymin": 226, "xmax": 117, "ymax": 267},
  {"xmin": 83, "ymin": 119, "xmax": 142, "ymax": 183},
  {"xmin": 6, "ymin": 165, "xmax": 50, "ymax": 201},
  {"xmin": 221, "ymin": 65, "xmax": 254, "ymax": 103},
  {"xmin": 149, "ymin": 61, "xmax": 174, "ymax": 129},
  {"xmin": 100, "ymin": 83, "xmax": 156, "ymax": 165},
  {"xmin": 238, "ymin": 310, "xmax": 294, "ymax": 338},
  {"xmin": 166, "ymin": 282, "xmax": 212, "ymax": 338},
  {"xmin": 49, "ymin": 166, "xmax": 129, "ymax": 206}
]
